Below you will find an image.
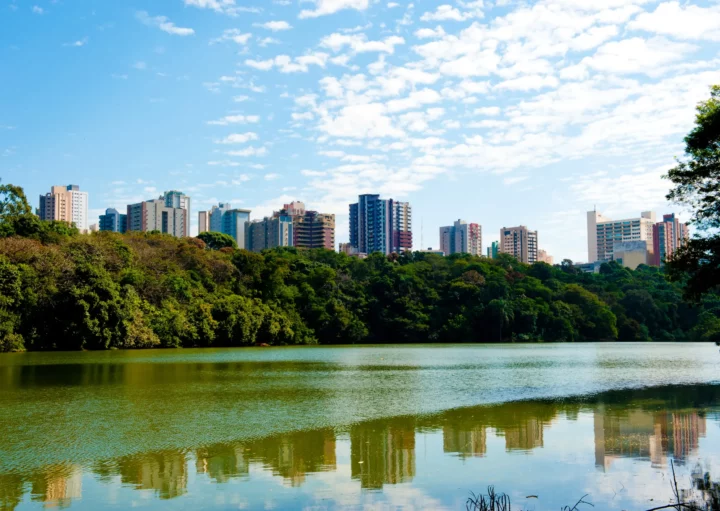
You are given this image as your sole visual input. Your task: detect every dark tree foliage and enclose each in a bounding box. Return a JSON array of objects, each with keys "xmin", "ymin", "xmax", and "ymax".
[
  {"xmin": 197, "ymin": 231, "xmax": 238, "ymax": 250},
  {"xmin": 666, "ymin": 85, "xmax": 720, "ymax": 300},
  {"xmin": 0, "ymin": 184, "xmax": 716, "ymax": 352}
]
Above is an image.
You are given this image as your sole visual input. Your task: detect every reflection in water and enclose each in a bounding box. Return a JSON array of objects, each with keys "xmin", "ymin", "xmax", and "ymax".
[
  {"xmin": 1, "ymin": 384, "xmax": 719, "ymax": 510},
  {"xmin": 351, "ymin": 419, "xmax": 416, "ymax": 489}
]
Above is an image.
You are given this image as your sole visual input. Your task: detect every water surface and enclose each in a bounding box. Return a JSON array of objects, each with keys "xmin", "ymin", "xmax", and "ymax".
[{"xmin": 1, "ymin": 343, "xmax": 720, "ymax": 510}]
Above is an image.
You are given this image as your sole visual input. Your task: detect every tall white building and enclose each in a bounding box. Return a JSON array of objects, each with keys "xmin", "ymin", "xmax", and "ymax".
[
  {"xmin": 38, "ymin": 184, "xmax": 89, "ymax": 232},
  {"xmin": 439, "ymin": 220, "xmax": 482, "ymax": 256},
  {"xmin": 587, "ymin": 210, "xmax": 655, "ymax": 264}
]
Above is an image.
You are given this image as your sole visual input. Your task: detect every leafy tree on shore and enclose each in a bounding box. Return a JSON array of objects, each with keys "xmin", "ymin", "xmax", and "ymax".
[{"xmin": 666, "ymin": 85, "xmax": 720, "ymax": 300}]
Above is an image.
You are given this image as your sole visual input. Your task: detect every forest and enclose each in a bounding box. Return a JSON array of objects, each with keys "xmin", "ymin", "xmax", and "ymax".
[{"xmin": 0, "ymin": 183, "xmax": 718, "ymax": 352}]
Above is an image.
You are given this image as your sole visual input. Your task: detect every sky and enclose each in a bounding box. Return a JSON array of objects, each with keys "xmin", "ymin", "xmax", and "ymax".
[{"xmin": 1, "ymin": 0, "xmax": 719, "ymax": 262}]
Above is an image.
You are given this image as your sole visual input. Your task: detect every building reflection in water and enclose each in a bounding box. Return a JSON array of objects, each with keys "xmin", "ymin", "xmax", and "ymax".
[
  {"xmin": 593, "ymin": 405, "xmax": 707, "ymax": 470},
  {"xmin": 1, "ymin": 385, "xmax": 719, "ymax": 510},
  {"xmin": 351, "ymin": 419, "xmax": 416, "ymax": 489},
  {"xmin": 26, "ymin": 465, "xmax": 82, "ymax": 509}
]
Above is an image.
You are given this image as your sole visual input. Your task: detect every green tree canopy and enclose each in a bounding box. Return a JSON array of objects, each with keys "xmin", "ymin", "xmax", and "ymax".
[
  {"xmin": 197, "ymin": 232, "xmax": 238, "ymax": 250},
  {"xmin": 666, "ymin": 85, "xmax": 720, "ymax": 300}
]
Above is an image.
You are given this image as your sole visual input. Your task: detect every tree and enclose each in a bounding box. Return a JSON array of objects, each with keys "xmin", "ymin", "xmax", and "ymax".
[
  {"xmin": 197, "ymin": 232, "xmax": 237, "ymax": 250},
  {"xmin": 0, "ymin": 182, "xmax": 32, "ymax": 220},
  {"xmin": 666, "ymin": 85, "xmax": 720, "ymax": 299}
]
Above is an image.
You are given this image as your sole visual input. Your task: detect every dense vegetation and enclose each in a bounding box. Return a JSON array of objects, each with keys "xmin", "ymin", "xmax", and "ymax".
[
  {"xmin": 667, "ymin": 85, "xmax": 720, "ymax": 299},
  {"xmin": 1, "ymin": 181, "xmax": 719, "ymax": 351}
]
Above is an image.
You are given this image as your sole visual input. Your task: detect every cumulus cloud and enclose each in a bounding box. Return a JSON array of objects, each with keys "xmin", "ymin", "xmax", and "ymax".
[
  {"xmin": 227, "ymin": 146, "xmax": 268, "ymax": 156},
  {"xmin": 136, "ymin": 11, "xmax": 195, "ymax": 36},
  {"xmin": 207, "ymin": 114, "xmax": 261, "ymax": 125},
  {"xmin": 320, "ymin": 33, "xmax": 405, "ymax": 54},
  {"xmin": 628, "ymin": 1, "xmax": 720, "ymax": 41},
  {"xmin": 215, "ymin": 132, "xmax": 259, "ymax": 144},
  {"xmin": 254, "ymin": 20, "xmax": 292, "ymax": 31},
  {"xmin": 210, "ymin": 29, "xmax": 251, "ymax": 45},
  {"xmin": 299, "ymin": 0, "xmax": 369, "ymax": 19},
  {"xmin": 420, "ymin": 2, "xmax": 483, "ymax": 21},
  {"xmin": 63, "ymin": 37, "xmax": 89, "ymax": 47},
  {"xmin": 246, "ymin": 53, "xmax": 329, "ymax": 73}
]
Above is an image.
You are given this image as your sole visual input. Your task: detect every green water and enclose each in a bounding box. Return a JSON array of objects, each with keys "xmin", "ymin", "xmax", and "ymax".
[{"xmin": 1, "ymin": 343, "xmax": 720, "ymax": 510}]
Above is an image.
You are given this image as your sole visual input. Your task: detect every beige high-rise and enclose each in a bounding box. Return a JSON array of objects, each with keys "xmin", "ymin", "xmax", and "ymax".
[
  {"xmin": 499, "ymin": 226, "xmax": 538, "ymax": 264},
  {"xmin": 39, "ymin": 185, "xmax": 89, "ymax": 231}
]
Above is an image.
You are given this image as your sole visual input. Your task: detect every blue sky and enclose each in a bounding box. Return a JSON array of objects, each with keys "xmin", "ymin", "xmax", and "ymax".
[{"xmin": 1, "ymin": 0, "xmax": 719, "ymax": 261}]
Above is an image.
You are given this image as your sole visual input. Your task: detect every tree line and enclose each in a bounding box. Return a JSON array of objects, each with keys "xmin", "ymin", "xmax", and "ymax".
[{"xmin": 0, "ymin": 184, "xmax": 718, "ymax": 351}]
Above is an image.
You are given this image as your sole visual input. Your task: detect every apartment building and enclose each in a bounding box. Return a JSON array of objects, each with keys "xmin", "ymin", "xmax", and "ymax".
[
  {"xmin": 39, "ymin": 185, "xmax": 89, "ymax": 231},
  {"xmin": 439, "ymin": 219, "xmax": 482, "ymax": 256},
  {"xmin": 499, "ymin": 226, "xmax": 538, "ymax": 264},
  {"xmin": 587, "ymin": 210, "xmax": 655, "ymax": 264},
  {"xmin": 348, "ymin": 194, "xmax": 412, "ymax": 255}
]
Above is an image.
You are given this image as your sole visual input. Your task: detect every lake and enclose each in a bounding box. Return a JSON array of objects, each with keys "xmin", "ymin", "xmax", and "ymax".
[{"xmin": 1, "ymin": 343, "xmax": 720, "ymax": 510}]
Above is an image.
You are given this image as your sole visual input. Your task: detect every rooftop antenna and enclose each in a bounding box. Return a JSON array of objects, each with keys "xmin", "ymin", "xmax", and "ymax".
[{"xmin": 421, "ymin": 217, "xmax": 424, "ymax": 249}]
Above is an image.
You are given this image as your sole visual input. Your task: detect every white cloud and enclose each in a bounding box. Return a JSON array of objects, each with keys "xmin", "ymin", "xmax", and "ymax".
[
  {"xmin": 292, "ymin": 112, "xmax": 314, "ymax": 121},
  {"xmin": 258, "ymin": 37, "xmax": 280, "ymax": 47},
  {"xmin": 581, "ymin": 37, "xmax": 698, "ymax": 75},
  {"xmin": 495, "ymin": 74, "xmax": 559, "ymax": 91},
  {"xmin": 474, "ymin": 106, "xmax": 501, "ymax": 116},
  {"xmin": 246, "ymin": 53, "xmax": 329, "ymax": 73},
  {"xmin": 227, "ymin": 146, "xmax": 268, "ymax": 156},
  {"xmin": 254, "ymin": 20, "xmax": 292, "ymax": 31},
  {"xmin": 302, "ymin": 169, "xmax": 328, "ymax": 176},
  {"xmin": 233, "ymin": 95, "xmax": 250, "ymax": 102},
  {"xmin": 414, "ymin": 26, "xmax": 446, "ymax": 39},
  {"xmin": 184, "ymin": 0, "xmax": 260, "ymax": 16},
  {"xmin": 264, "ymin": 173, "xmax": 280, "ymax": 180},
  {"xmin": 133, "ymin": 61, "xmax": 147, "ymax": 70},
  {"xmin": 63, "ymin": 37, "xmax": 89, "ymax": 47},
  {"xmin": 504, "ymin": 175, "xmax": 528, "ymax": 185},
  {"xmin": 215, "ymin": 132, "xmax": 259, "ymax": 144},
  {"xmin": 320, "ymin": 33, "xmax": 405, "ymax": 54},
  {"xmin": 210, "ymin": 29, "xmax": 251, "ymax": 45},
  {"xmin": 136, "ymin": 11, "xmax": 195, "ymax": 36},
  {"xmin": 320, "ymin": 103, "xmax": 405, "ymax": 139},
  {"xmin": 628, "ymin": 2, "xmax": 720, "ymax": 42},
  {"xmin": 31, "ymin": 5, "xmax": 43, "ymax": 14},
  {"xmin": 420, "ymin": 3, "xmax": 483, "ymax": 22},
  {"xmin": 208, "ymin": 160, "xmax": 242, "ymax": 167},
  {"xmin": 386, "ymin": 88, "xmax": 442, "ymax": 113},
  {"xmin": 299, "ymin": 0, "xmax": 369, "ymax": 19},
  {"xmin": 207, "ymin": 114, "xmax": 261, "ymax": 125}
]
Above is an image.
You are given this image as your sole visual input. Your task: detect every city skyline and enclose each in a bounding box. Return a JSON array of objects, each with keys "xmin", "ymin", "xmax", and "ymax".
[{"xmin": 1, "ymin": 0, "xmax": 713, "ymax": 262}]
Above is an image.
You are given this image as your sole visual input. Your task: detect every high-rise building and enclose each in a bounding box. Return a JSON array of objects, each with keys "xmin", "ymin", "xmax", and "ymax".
[
  {"xmin": 127, "ymin": 198, "xmax": 188, "ymax": 237},
  {"xmin": 210, "ymin": 203, "xmax": 232, "ymax": 232},
  {"xmin": 538, "ymin": 249, "xmax": 553, "ymax": 265},
  {"xmin": 39, "ymin": 185, "xmax": 89, "ymax": 231},
  {"xmin": 246, "ymin": 215, "xmax": 294, "ymax": 252},
  {"xmin": 439, "ymin": 219, "xmax": 482, "ymax": 256},
  {"xmin": 196, "ymin": 203, "xmax": 251, "ymax": 248},
  {"xmin": 392, "ymin": 201, "xmax": 412, "ymax": 253},
  {"xmin": 99, "ymin": 208, "xmax": 127, "ymax": 233},
  {"xmin": 499, "ymin": 226, "xmax": 538, "ymax": 264},
  {"xmin": 274, "ymin": 201, "xmax": 335, "ymax": 250},
  {"xmin": 163, "ymin": 190, "xmax": 191, "ymax": 236},
  {"xmin": 587, "ymin": 210, "xmax": 655, "ymax": 264},
  {"xmin": 198, "ymin": 211, "xmax": 209, "ymax": 234},
  {"xmin": 222, "ymin": 209, "xmax": 251, "ymax": 249},
  {"xmin": 652, "ymin": 213, "xmax": 689, "ymax": 266},
  {"xmin": 348, "ymin": 194, "xmax": 412, "ymax": 255},
  {"xmin": 486, "ymin": 241, "xmax": 499, "ymax": 259}
]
